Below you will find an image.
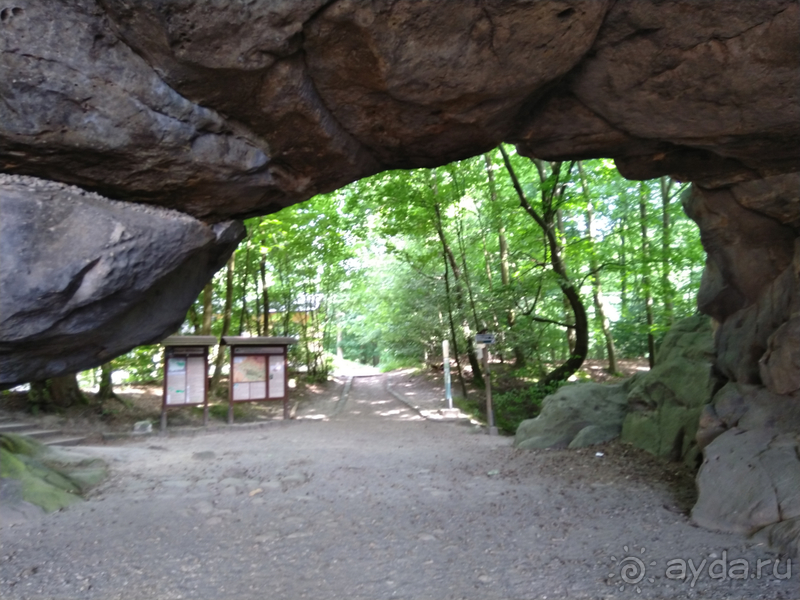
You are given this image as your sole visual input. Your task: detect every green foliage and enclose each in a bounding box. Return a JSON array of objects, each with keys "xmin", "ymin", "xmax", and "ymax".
[
  {"xmin": 26, "ymin": 383, "xmax": 50, "ymax": 415},
  {"xmin": 304, "ymin": 355, "xmax": 334, "ymax": 383},
  {"xmin": 98, "ymin": 150, "xmax": 705, "ymax": 385},
  {"xmin": 204, "ymin": 403, "xmax": 245, "ymax": 421},
  {"xmin": 104, "ymin": 345, "xmax": 162, "ymax": 384},
  {"xmin": 493, "ymin": 381, "xmax": 564, "ymax": 435},
  {"xmin": 378, "ymin": 357, "xmax": 423, "ymax": 373}
]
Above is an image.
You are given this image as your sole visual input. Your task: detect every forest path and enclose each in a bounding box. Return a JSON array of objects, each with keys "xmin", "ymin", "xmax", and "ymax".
[{"xmin": 0, "ymin": 376, "xmax": 795, "ymax": 600}]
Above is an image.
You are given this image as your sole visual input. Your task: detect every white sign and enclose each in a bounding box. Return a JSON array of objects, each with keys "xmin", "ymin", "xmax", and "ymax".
[
  {"xmin": 268, "ymin": 355, "xmax": 285, "ymax": 398},
  {"xmin": 475, "ymin": 333, "xmax": 496, "ymax": 345},
  {"xmin": 166, "ymin": 356, "xmax": 205, "ymax": 405}
]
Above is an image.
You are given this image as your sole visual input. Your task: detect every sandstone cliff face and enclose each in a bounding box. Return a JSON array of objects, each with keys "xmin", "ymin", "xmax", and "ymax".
[
  {"xmin": 0, "ymin": 174, "xmax": 243, "ymax": 385},
  {"xmin": 1, "ymin": 1, "xmax": 797, "ymax": 221},
  {"xmin": 685, "ymin": 174, "xmax": 800, "ymax": 555}
]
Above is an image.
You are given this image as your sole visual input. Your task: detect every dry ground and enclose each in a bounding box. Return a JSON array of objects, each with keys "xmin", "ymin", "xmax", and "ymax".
[{"xmin": 1, "ymin": 371, "xmax": 797, "ymax": 599}]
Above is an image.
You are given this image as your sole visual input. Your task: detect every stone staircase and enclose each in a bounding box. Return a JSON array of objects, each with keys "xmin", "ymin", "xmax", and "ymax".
[{"xmin": 0, "ymin": 415, "xmax": 88, "ymax": 447}]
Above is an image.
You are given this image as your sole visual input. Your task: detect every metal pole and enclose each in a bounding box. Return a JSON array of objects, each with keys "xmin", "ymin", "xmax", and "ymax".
[
  {"xmin": 484, "ymin": 349, "xmax": 497, "ymax": 435},
  {"xmin": 443, "ymin": 339, "xmax": 452, "ymax": 409},
  {"xmin": 203, "ymin": 347, "xmax": 209, "ymax": 426},
  {"xmin": 228, "ymin": 347, "xmax": 234, "ymax": 424}
]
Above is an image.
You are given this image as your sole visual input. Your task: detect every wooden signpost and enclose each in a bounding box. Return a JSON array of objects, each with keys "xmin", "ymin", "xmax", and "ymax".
[{"xmin": 221, "ymin": 336, "xmax": 297, "ymax": 424}]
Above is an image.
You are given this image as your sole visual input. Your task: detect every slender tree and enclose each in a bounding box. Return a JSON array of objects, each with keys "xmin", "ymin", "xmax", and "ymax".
[
  {"xmin": 660, "ymin": 176, "xmax": 676, "ymax": 327},
  {"xmin": 578, "ymin": 161, "xmax": 618, "ymax": 374},
  {"xmin": 211, "ymin": 253, "xmax": 235, "ymax": 390},
  {"xmin": 639, "ymin": 182, "xmax": 656, "ymax": 368},
  {"xmin": 484, "ymin": 152, "xmax": 526, "ymax": 367},
  {"xmin": 499, "ymin": 145, "xmax": 589, "ymax": 386}
]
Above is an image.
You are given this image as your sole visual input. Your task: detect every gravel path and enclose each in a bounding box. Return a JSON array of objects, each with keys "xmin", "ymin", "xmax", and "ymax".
[{"xmin": 1, "ymin": 375, "xmax": 796, "ymax": 599}]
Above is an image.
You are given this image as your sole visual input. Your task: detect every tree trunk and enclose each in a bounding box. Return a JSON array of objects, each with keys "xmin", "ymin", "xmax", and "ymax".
[
  {"xmin": 455, "ymin": 212, "xmax": 483, "ymax": 332},
  {"xmin": 259, "ymin": 259, "xmax": 269, "ymax": 336},
  {"xmin": 556, "ymin": 209, "xmax": 577, "ymax": 357},
  {"xmin": 484, "ymin": 152, "xmax": 525, "ymax": 368},
  {"xmin": 237, "ymin": 247, "xmax": 250, "ymax": 336},
  {"xmin": 579, "ymin": 162, "xmax": 619, "ymax": 375},
  {"xmin": 201, "ymin": 281, "xmax": 214, "ymax": 335},
  {"xmin": 187, "ymin": 304, "xmax": 200, "ymax": 333},
  {"xmin": 500, "ymin": 146, "xmax": 588, "ymax": 387},
  {"xmin": 619, "ymin": 221, "xmax": 628, "ymax": 318},
  {"xmin": 254, "ymin": 276, "xmax": 262, "ymax": 337},
  {"xmin": 660, "ymin": 176, "xmax": 675, "ymax": 327},
  {"xmin": 96, "ymin": 362, "xmax": 118, "ymax": 401},
  {"xmin": 443, "ymin": 251, "xmax": 469, "ymax": 399},
  {"xmin": 433, "ymin": 198, "xmax": 483, "ymax": 385},
  {"xmin": 639, "ymin": 182, "xmax": 656, "ymax": 368},
  {"xmin": 29, "ymin": 373, "xmax": 86, "ymax": 411},
  {"xmin": 211, "ymin": 253, "xmax": 235, "ymax": 391}
]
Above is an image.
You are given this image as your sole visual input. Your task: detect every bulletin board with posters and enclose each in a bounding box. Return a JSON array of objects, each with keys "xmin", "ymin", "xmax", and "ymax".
[
  {"xmin": 160, "ymin": 336, "xmax": 217, "ymax": 430},
  {"xmin": 223, "ymin": 336, "xmax": 297, "ymax": 422}
]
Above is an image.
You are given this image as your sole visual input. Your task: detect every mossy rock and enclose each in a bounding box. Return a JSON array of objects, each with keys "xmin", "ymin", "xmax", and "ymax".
[
  {"xmin": 0, "ymin": 433, "xmax": 107, "ymax": 513},
  {"xmin": 620, "ymin": 316, "xmax": 717, "ymax": 464}
]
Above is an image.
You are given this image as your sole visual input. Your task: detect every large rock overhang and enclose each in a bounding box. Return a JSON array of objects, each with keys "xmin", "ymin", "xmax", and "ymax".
[{"xmin": 0, "ymin": 0, "xmax": 798, "ymax": 386}]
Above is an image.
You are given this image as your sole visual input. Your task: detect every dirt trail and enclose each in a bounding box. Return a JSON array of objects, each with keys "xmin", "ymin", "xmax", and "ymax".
[{"xmin": 1, "ymin": 376, "xmax": 796, "ymax": 599}]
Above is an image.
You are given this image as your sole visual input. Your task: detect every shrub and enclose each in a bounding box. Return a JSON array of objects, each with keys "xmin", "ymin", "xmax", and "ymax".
[{"xmin": 493, "ymin": 381, "xmax": 563, "ymax": 435}]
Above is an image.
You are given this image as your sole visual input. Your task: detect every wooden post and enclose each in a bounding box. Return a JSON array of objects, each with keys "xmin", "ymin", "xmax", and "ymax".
[{"xmin": 484, "ymin": 349, "xmax": 497, "ymax": 435}]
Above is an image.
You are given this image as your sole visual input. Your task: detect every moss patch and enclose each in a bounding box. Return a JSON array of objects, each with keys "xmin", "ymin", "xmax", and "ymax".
[{"xmin": 0, "ymin": 433, "xmax": 107, "ymax": 512}]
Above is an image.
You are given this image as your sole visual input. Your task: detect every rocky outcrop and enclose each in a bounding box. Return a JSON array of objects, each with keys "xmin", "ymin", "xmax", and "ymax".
[
  {"xmin": 518, "ymin": 1, "xmax": 800, "ymax": 186},
  {"xmin": 0, "ymin": 433, "xmax": 107, "ymax": 521},
  {"xmin": 620, "ymin": 315, "xmax": 717, "ymax": 465},
  {"xmin": 514, "ymin": 381, "xmax": 631, "ymax": 451},
  {"xmin": 1, "ymin": 1, "xmax": 797, "ymax": 223},
  {"xmin": 686, "ymin": 174, "xmax": 800, "ymax": 556},
  {"xmin": 514, "ymin": 316, "xmax": 717, "ymax": 459},
  {"xmin": 0, "ymin": 175, "xmax": 243, "ymax": 387}
]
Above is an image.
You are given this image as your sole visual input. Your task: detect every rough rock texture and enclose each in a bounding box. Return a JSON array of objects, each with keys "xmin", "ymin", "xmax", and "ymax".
[
  {"xmin": 0, "ymin": 175, "xmax": 244, "ymax": 387},
  {"xmin": 513, "ymin": 381, "xmax": 630, "ymax": 451},
  {"xmin": 692, "ymin": 429, "xmax": 800, "ymax": 556},
  {"xmin": 0, "ymin": 433, "xmax": 107, "ymax": 517},
  {"xmin": 519, "ymin": 1, "xmax": 800, "ymax": 185},
  {"xmin": 514, "ymin": 316, "xmax": 717, "ymax": 460},
  {"xmin": 620, "ymin": 315, "xmax": 717, "ymax": 465},
  {"xmin": 687, "ymin": 174, "xmax": 800, "ymax": 556},
  {"xmin": 1, "ymin": 0, "xmax": 797, "ymax": 222},
  {"xmin": 685, "ymin": 176, "xmax": 800, "ymax": 401}
]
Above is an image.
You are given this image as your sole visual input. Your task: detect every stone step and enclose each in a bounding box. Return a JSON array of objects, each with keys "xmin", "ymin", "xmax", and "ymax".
[
  {"xmin": 42, "ymin": 436, "xmax": 88, "ymax": 447},
  {"xmin": 0, "ymin": 422, "xmax": 33, "ymax": 433},
  {"xmin": 24, "ymin": 429, "xmax": 64, "ymax": 440},
  {"xmin": 0, "ymin": 421, "xmax": 89, "ymax": 446}
]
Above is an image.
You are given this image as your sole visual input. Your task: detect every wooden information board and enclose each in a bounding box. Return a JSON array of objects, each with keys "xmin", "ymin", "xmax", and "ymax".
[
  {"xmin": 160, "ymin": 336, "xmax": 216, "ymax": 431},
  {"xmin": 222, "ymin": 336, "xmax": 296, "ymax": 423},
  {"xmin": 166, "ymin": 355, "xmax": 206, "ymax": 405}
]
